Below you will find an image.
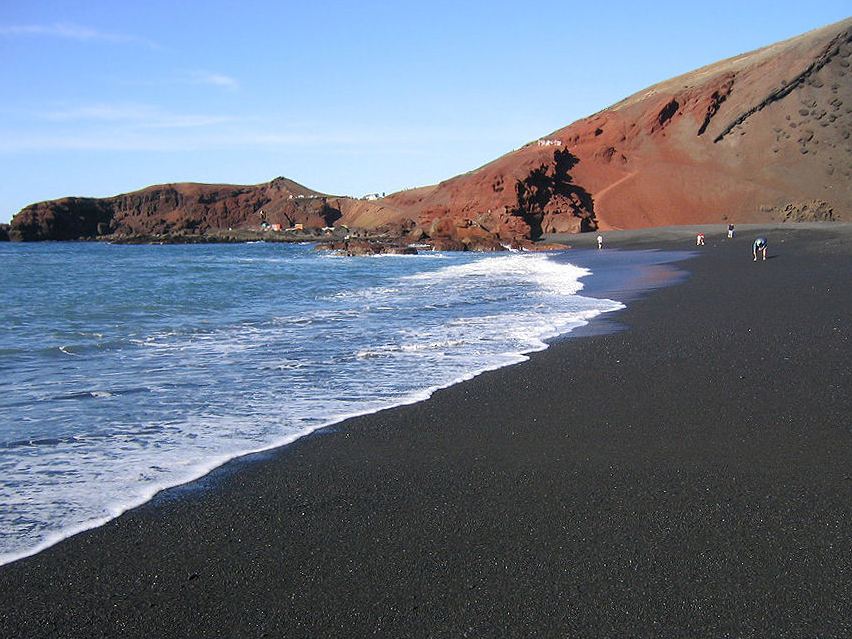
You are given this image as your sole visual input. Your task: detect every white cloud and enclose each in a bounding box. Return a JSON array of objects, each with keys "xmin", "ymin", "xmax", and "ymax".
[
  {"xmin": 0, "ymin": 126, "xmax": 440, "ymax": 153},
  {"xmin": 0, "ymin": 130, "xmax": 364, "ymax": 153},
  {"xmin": 122, "ymin": 71, "xmax": 241, "ymax": 91},
  {"xmin": 41, "ymin": 104, "xmax": 158, "ymax": 122},
  {"xmin": 0, "ymin": 22, "xmax": 159, "ymax": 48},
  {"xmin": 1, "ymin": 105, "xmax": 499, "ymax": 153},
  {"xmin": 37, "ymin": 103, "xmax": 234, "ymax": 129},
  {"xmin": 189, "ymin": 72, "xmax": 239, "ymax": 90}
]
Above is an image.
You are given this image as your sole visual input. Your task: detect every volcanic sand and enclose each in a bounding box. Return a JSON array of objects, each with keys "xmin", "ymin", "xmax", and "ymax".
[{"xmin": 1, "ymin": 224, "xmax": 850, "ymax": 638}]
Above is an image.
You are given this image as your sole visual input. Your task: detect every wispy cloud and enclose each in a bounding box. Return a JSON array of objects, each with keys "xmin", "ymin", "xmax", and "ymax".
[
  {"xmin": 38, "ymin": 103, "xmax": 234, "ymax": 129},
  {"xmin": 0, "ymin": 22, "xmax": 159, "ymax": 48},
  {"xmin": 0, "ymin": 126, "xmax": 443, "ymax": 153},
  {"xmin": 120, "ymin": 70, "xmax": 241, "ymax": 92},
  {"xmin": 188, "ymin": 72, "xmax": 239, "ymax": 90},
  {"xmin": 0, "ymin": 131, "xmax": 358, "ymax": 153},
  {"xmin": 1, "ymin": 103, "xmax": 493, "ymax": 153}
]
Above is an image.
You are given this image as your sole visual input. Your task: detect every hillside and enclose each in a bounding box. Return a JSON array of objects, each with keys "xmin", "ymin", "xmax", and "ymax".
[
  {"xmin": 7, "ymin": 177, "xmax": 413, "ymax": 242},
  {"xmin": 8, "ymin": 18, "xmax": 851, "ymax": 245},
  {"xmin": 382, "ymin": 17, "xmax": 851, "ymax": 242}
]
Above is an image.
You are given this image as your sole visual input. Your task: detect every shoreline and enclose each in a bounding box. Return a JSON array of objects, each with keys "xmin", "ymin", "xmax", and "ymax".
[
  {"xmin": 0, "ymin": 247, "xmax": 683, "ymax": 567},
  {"xmin": 1, "ymin": 224, "xmax": 850, "ymax": 637}
]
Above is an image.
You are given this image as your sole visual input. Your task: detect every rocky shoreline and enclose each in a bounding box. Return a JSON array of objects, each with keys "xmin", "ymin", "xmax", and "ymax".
[{"xmin": 1, "ymin": 222, "xmax": 572, "ymax": 253}]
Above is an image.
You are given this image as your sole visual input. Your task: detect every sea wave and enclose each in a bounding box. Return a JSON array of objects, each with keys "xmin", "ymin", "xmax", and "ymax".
[{"xmin": 0, "ymin": 245, "xmax": 623, "ymax": 565}]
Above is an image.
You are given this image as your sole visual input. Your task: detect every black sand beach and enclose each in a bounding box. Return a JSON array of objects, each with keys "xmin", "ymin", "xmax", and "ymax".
[{"xmin": 1, "ymin": 224, "xmax": 850, "ymax": 638}]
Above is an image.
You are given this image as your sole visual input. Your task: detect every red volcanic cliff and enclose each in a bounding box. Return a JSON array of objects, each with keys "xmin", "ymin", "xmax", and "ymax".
[
  {"xmin": 8, "ymin": 177, "xmax": 392, "ymax": 241},
  {"xmin": 9, "ymin": 18, "xmax": 851, "ymax": 244},
  {"xmin": 382, "ymin": 17, "xmax": 851, "ymax": 239}
]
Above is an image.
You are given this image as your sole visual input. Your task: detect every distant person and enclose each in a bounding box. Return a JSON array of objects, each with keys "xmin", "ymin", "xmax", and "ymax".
[
  {"xmin": 727, "ymin": 223, "xmax": 735, "ymax": 239},
  {"xmin": 696, "ymin": 233, "xmax": 705, "ymax": 246},
  {"xmin": 597, "ymin": 235, "xmax": 603, "ymax": 250},
  {"xmin": 753, "ymin": 236, "xmax": 767, "ymax": 261}
]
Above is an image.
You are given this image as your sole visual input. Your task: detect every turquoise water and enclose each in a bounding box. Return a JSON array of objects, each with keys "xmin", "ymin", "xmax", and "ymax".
[{"xmin": 0, "ymin": 242, "xmax": 624, "ymax": 563}]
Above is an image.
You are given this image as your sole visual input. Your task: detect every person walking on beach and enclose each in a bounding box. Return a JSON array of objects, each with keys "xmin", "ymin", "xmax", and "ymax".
[
  {"xmin": 753, "ymin": 236, "xmax": 768, "ymax": 261},
  {"xmin": 727, "ymin": 223, "xmax": 735, "ymax": 239},
  {"xmin": 696, "ymin": 233, "xmax": 705, "ymax": 246},
  {"xmin": 597, "ymin": 234, "xmax": 603, "ymax": 250}
]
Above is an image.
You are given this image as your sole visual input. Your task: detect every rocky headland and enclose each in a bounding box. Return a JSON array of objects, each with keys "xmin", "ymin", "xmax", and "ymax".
[{"xmin": 6, "ymin": 18, "xmax": 851, "ymax": 249}]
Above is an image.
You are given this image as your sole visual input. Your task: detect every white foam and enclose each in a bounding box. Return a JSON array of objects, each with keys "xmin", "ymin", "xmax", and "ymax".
[{"xmin": 0, "ymin": 251, "xmax": 624, "ymax": 566}]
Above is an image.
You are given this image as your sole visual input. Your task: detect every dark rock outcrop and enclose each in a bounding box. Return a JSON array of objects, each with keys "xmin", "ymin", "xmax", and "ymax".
[
  {"xmin": 9, "ymin": 178, "xmax": 353, "ymax": 242},
  {"xmin": 316, "ymin": 239, "xmax": 418, "ymax": 256},
  {"xmin": 512, "ymin": 149, "xmax": 596, "ymax": 238}
]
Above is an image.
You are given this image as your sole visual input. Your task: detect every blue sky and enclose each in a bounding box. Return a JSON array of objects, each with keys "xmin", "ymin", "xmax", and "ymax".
[{"xmin": 1, "ymin": 1, "xmax": 849, "ymax": 222}]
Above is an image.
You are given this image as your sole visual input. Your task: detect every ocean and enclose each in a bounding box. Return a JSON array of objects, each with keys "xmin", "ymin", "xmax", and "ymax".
[{"xmin": 0, "ymin": 241, "xmax": 627, "ymax": 565}]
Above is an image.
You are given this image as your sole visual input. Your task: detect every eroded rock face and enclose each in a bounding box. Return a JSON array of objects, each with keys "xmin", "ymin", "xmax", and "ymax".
[
  {"xmin": 9, "ymin": 18, "xmax": 851, "ymax": 245},
  {"xmin": 9, "ymin": 179, "xmax": 355, "ymax": 242},
  {"xmin": 512, "ymin": 149, "xmax": 596, "ymax": 237},
  {"xmin": 10, "ymin": 198, "xmax": 114, "ymax": 241},
  {"xmin": 382, "ymin": 17, "xmax": 852, "ymax": 232}
]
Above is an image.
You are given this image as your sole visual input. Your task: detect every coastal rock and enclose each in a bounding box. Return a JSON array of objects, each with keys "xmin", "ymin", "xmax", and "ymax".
[
  {"xmin": 10, "ymin": 198, "xmax": 114, "ymax": 241},
  {"xmin": 428, "ymin": 238, "xmax": 467, "ymax": 252},
  {"xmin": 8, "ymin": 179, "xmax": 357, "ymax": 242},
  {"xmin": 316, "ymin": 240, "xmax": 418, "ymax": 256},
  {"xmin": 461, "ymin": 237, "xmax": 506, "ymax": 252},
  {"xmin": 0, "ymin": 224, "xmax": 9, "ymax": 241}
]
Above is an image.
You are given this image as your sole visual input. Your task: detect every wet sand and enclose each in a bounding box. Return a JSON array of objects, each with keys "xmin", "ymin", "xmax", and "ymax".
[{"xmin": 1, "ymin": 224, "xmax": 850, "ymax": 638}]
